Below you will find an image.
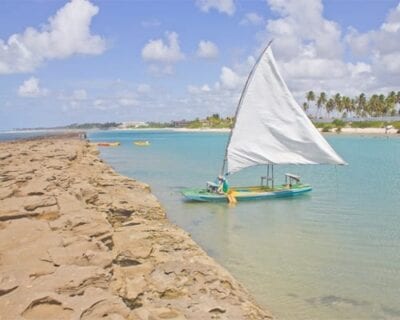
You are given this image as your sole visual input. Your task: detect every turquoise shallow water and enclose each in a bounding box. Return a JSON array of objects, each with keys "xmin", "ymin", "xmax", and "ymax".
[{"xmin": 91, "ymin": 131, "xmax": 399, "ymax": 319}]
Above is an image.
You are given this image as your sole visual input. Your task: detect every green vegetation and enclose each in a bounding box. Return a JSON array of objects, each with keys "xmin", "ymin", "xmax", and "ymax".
[
  {"xmin": 167, "ymin": 114, "xmax": 234, "ymax": 129},
  {"xmin": 313, "ymin": 120, "xmax": 400, "ymax": 132},
  {"xmin": 350, "ymin": 120, "xmax": 400, "ymax": 129},
  {"xmin": 321, "ymin": 126, "xmax": 332, "ymax": 132},
  {"xmin": 203, "ymin": 114, "xmax": 234, "ymax": 128},
  {"xmin": 64, "ymin": 122, "xmax": 121, "ymax": 130},
  {"xmin": 146, "ymin": 121, "xmax": 174, "ymax": 128},
  {"xmin": 303, "ymin": 91, "xmax": 400, "ymax": 118},
  {"xmin": 350, "ymin": 121, "xmax": 384, "ymax": 128},
  {"xmin": 332, "ymin": 119, "xmax": 346, "ymax": 128}
]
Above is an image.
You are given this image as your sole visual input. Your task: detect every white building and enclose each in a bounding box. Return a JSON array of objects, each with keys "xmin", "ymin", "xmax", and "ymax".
[{"xmin": 119, "ymin": 121, "xmax": 149, "ymax": 128}]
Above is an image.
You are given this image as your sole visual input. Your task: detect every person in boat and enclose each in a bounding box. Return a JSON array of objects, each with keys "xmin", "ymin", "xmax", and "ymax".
[
  {"xmin": 217, "ymin": 175, "xmax": 229, "ymax": 194},
  {"xmin": 217, "ymin": 176, "xmax": 237, "ymax": 204}
]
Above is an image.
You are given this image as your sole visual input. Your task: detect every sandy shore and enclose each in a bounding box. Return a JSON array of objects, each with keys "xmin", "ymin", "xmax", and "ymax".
[
  {"xmin": 316, "ymin": 127, "xmax": 399, "ymax": 135},
  {"xmin": 0, "ymin": 133, "xmax": 272, "ymax": 320},
  {"xmin": 171, "ymin": 127, "xmax": 399, "ymax": 134},
  {"xmin": 117, "ymin": 127, "xmax": 399, "ymax": 135},
  {"xmin": 337, "ymin": 127, "xmax": 398, "ymax": 134}
]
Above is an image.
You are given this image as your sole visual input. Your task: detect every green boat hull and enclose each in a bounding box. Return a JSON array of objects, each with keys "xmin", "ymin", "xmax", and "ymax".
[{"xmin": 182, "ymin": 184, "xmax": 312, "ymax": 202}]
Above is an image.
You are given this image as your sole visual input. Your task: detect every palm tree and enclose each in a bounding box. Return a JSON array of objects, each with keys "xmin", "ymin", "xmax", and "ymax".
[
  {"xmin": 333, "ymin": 93, "xmax": 343, "ymax": 117},
  {"xmin": 306, "ymin": 91, "xmax": 315, "ymax": 103},
  {"xmin": 377, "ymin": 94, "xmax": 386, "ymax": 116},
  {"xmin": 396, "ymin": 91, "xmax": 400, "ymax": 115},
  {"xmin": 357, "ymin": 93, "xmax": 367, "ymax": 117},
  {"xmin": 317, "ymin": 92, "xmax": 327, "ymax": 118},
  {"xmin": 350, "ymin": 98, "xmax": 356, "ymax": 118},
  {"xmin": 385, "ymin": 91, "xmax": 397, "ymax": 116},
  {"xmin": 306, "ymin": 91, "xmax": 315, "ymax": 116},
  {"xmin": 302, "ymin": 102, "xmax": 309, "ymax": 114},
  {"xmin": 303, "ymin": 91, "xmax": 400, "ymax": 118},
  {"xmin": 342, "ymin": 96, "xmax": 352, "ymax": 118},
  {"xmin": 325, "ymin": 98, "xmax": 335, "ymax": 117},
  {"xmin": 367, "ymin": 94, "xmax": 379, "ymax": 116}
]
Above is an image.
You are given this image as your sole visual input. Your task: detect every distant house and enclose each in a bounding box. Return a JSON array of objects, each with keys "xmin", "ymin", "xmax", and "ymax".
[
  {"xmin": 171, "ymin": 120, "xmax": 191, "ymax": 128},
  {"xmin": 120, "ymin": 121, "xmax": 149, "ymax": 128}
]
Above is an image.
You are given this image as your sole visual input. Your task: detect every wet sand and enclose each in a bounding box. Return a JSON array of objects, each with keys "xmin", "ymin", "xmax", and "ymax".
[{"xmin": 0, "ymin": 133, "xmax": 272, "ymax": 320}]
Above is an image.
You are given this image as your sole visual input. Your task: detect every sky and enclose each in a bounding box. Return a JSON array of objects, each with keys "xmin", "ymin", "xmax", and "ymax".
[{"xmin": 0, "ymin": 0, "xmax": 399, "ymax": 129}]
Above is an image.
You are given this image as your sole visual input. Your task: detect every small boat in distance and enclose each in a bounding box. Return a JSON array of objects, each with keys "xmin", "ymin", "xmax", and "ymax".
[
  {"xmin": 182, "ymin": 41, "xmax": 346, "ymax": 202},
  {"xmin": 133, "ymin": 140, "xmax": 150, "ymax": 146},
  {"xmin": 93, "ymin": 141, "xmax": 120, "ymax": 147}
]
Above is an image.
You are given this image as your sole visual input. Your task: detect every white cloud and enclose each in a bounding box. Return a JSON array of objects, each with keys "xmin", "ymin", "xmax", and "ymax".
[
  {"xmin": 196, "ymin": 40, "xmax": 219, "ymax": 59},
  {"xmin": 265, "ymin": 0, "xmax": 343, "ymax": 61},
  {"xmin": 187, "ymin": 84, "xmax": 211, "ymax": 94},
  {"xmin": 72, "ymin": 89, "xmax": 87, "ymax": 100},
  {"xmin": 137, "ymin": 83, "xmax": 151, "ymax": 94},
  {"xmin": 348, "ymin": 62, "xmax": 372, "ymax": 77},
  {"xmin": 0, "ymin": 0, "xmax": 105, "ymax": 74},
  {"xmin": 87, "ymin": 90, "xmax": 139, "ymax": 110},
  {"xmin": 147, "ymin": 64, "xmax": 174, "ymax": 76},
  {"xmin": 240, "ymin": 12, "xmax": 264, "ymax": 26},
  {"xmin": 281, "ymin": 58, "xmax": 347, "ymax": 79},
  {"xmin": 219, "ymin": 66, "xmax": 244, "ymax": 90},
  {"xmin": 346, "ymin": 3, "xmax": 400, "ymax": 79},
  {"xmin": 18, "ymin": 77, "xmax": 49, "ymax": 97},
  {"xmin": 184, "ymin": 80, "xmax": 241, "ymax": 118},
  {"xmin": 118, "ymin": 98, "xmax": 138, "ymax": 107},
  {"xmin": 195, "ymin": 0, "xmax": 235, "ymax": 15},
  {"xmin": 57, "ymin": 88, "xmax": 88, "ymax": 111},
  {"xmin": 141, "ymin": 31, "xmax": 185, "ymax": 75},
  {"xmin": 184, "ymin": 59, "xmax": 250, "ymax": 117},
  {"xmin": 250, "ymin": 0, "xmax": 385, "ymax": 97},
  {"xmin": 141, "ymin": 31, "xmax": 184, "ymax": 63},
  {"xmin": 381, "ymin": 3, "xmax": 400, "ymax": 34}
]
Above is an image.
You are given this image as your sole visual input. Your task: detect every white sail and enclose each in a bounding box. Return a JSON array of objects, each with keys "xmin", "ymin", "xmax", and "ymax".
[{"xmin": 226, "ymin": 46, "xmax": 346, "ymax": 175}]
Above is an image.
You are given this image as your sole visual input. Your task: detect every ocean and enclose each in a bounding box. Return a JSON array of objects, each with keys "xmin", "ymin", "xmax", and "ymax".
[{"xmin": 88, "ymin": 130, "xmax": 400, "ymax": 320}]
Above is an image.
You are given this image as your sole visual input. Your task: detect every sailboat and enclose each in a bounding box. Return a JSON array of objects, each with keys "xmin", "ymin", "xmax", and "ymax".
[{"xmin": 182, "ymin": 42, "xmax": 346, "ymax": 202}]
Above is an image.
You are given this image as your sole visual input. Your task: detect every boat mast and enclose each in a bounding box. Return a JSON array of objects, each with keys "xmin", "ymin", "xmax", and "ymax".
[
  {"xmin": 263, "ymin": 164, "xmax": 274, "ymax": 189},
  {"xmin": 220, "ymin": 40, "xmax": 274, "ymax": 176}
]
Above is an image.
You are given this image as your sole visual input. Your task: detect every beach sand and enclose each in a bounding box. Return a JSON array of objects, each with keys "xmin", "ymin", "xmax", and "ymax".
[
  {"xmin": 0, "ymin": 133, "xmax": 272, "ymax": 320},
  {"xmin": 116, "ymin": 127, "xmax": 399, "ymax": 135},
  {"xmin": 338, "ymin": 127, "xmax": 398, "ymax": 134}
]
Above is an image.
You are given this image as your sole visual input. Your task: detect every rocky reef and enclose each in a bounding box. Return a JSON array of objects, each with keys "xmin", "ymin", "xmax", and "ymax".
[{"xmin": 0, "ymin": 133, "xmax": 272, "ymax": 319}]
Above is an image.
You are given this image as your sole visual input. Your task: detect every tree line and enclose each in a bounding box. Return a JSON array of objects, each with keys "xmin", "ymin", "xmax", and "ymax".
[{"xmin": 303, "ymin": 91, "xmax": 400, "ymax": 118}]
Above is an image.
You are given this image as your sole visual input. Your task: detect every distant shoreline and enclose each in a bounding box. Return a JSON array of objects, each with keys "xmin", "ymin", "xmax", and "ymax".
[
  {"xmin": 2, "ymin": 126, "xmax": 399, "ymax": 135},
  {"xmin": 318, "ymin": 127, "xmax": 398, "ymax": 135},
  {"xmin": 115, "ymin": 127, "xmax": 400, "ymax": 135},
  {"xmin": 117, "ymin": 127, "xmax": 231, "ymax": 133}
]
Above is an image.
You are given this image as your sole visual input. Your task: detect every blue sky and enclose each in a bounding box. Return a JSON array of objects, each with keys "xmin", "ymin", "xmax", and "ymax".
[{"xmin": 0, "ymin": 0, "xmax": 399, "ymax": 129}]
